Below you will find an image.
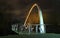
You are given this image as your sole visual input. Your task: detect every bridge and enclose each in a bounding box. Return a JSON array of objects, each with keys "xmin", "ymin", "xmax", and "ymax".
[{"xmin": 11, "ymin": 3, "xmax": 46, "ymax": 34}]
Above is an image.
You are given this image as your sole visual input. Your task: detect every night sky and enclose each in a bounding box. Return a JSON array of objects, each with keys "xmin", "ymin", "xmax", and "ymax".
[{"xmin": 0, "ymin": 0, "xmax": 60, "ymax": 35}]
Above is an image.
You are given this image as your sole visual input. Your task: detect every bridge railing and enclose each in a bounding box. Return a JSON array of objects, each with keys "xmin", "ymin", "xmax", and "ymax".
[{"xmin": 11, "ymin": 24, "xmax": 46, "ymax": 34}]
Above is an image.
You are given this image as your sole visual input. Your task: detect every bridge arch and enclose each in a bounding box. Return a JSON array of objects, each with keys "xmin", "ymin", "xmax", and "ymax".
[
  {"xmin": 24, "ymin": 3, "xmax": 40, "ymax": 26},
  {"xmin": 24, "ymin": 3, "xmax": 45, "ymax": 33}
]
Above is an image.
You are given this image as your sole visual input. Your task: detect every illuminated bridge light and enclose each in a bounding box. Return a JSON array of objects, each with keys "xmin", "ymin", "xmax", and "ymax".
[
  {"xmin": 39, "ymin": 10, "xmax": 45, "ymax": 33},
  {"xmin": 24, "ymin": 3, "xmax": 46, "ymax": 33}
]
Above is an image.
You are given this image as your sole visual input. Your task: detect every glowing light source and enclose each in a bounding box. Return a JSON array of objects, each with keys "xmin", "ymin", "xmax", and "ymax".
[{"xmin": 39, "ymin": 10, "xmax": 45, "ymax": 33}]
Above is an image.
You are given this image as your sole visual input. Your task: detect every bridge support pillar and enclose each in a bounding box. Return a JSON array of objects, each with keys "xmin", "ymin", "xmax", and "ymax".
[
  {"xmin": 28, "ymin": 24, "xmax": 31, "ymax": 34},
  {"xmin": 36, "ymin": 25, "xmax": 38, "ymax": 33}
]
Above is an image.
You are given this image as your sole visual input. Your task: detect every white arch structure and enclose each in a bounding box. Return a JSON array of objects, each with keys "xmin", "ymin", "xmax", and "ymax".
[{"xmin": 24, "ymin": 3, "xmax": 46, "ymax": 33}]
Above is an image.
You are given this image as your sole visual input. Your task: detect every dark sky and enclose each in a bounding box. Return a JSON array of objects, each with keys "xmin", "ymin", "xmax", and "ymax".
[{"xmin": 0, "ymin": 0, "xmax": 60, "ymax": 25}]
